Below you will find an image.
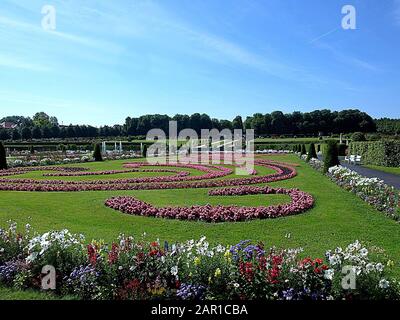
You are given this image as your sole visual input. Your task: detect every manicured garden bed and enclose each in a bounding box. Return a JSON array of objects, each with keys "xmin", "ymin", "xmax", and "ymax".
[{"xmin": 1, "ymin": 154, "xmax": 400, "ymax": 299}]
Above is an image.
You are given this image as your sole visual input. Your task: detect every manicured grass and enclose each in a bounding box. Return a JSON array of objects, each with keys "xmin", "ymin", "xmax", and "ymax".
[
  {"xmin": 0, "ymin": 286, "xmax": 76, "ymax": 300},
  {"xmin": 1, "ymin": 154, "xmax": 399, "ymax": 281},
  {"xmin": 364, "ymin": 165, "xmax": 400, "ymax": 176}
]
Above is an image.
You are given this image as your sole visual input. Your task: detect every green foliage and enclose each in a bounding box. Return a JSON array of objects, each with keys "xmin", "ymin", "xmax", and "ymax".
[
  {"xmin": 29, "ymin": 145, "xmax": 34, "ymax": 155},
  {"xmin": 0, "ymin": 142, "xmax": 7, "ymax": 170},
  {"xmin": 351, "ymin": 132, "xmax": 366, "ymax": 142},
  {"xmin": 306, "ymin": 143, "xmax": 317, "ymax": 162},
  {"xmin": 337, "ymin": 144, "xmax": 348, "ymax": 156},
  {"xmin": 375, "ymin": 118, "xmax": 400, "ymax": 135},
  {"xmin": 93, "ymin": 143, "xmax": 103, "ymax": 162},
  {"xmin": 323, "ymin": 140, "xmax": 340, "ymax": 173},
  {"xmin": 142, "ymin": 144, "xmax": 148, "ymax": 158},
  {"xmin": 300, "ymin": 144, "xmax": 307, "ymax": 155},
  {"xmin": 349, "ymin": 140, "xmax": 400, "ymax": 167}
]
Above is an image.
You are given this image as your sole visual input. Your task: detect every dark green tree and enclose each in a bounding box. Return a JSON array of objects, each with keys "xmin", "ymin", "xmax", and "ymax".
[
  {"xmin": 93, "ymin": 143, "xmax": 103, "ymax": 162},
  {"xmin": 30, "ymin": 145, "xmax": 35, "ymax": 154},
  {"xmin": 12, "ymin": 129, "xmax": 21, "ymax": 141},
  {"xmin": 323, "ymin": 140, "xmax": 340, "ymax": 173},
  {"xmin": 351, "ymin": 132, "xmax": 366, "ymax": 142},
  {"xmin": 0, "ymin": 141, "xmax": 7, "ymax": 170},
  {"xmin": 300, "ymin": 144, "xmax": 307, "ymax": 155},
  {"xmin": 306, "ymin": 142, "xmax": 317, "ymax": 162},
  {"xmin": 142, "ymin": 144, "xmax": 148, "ymax": 158}
]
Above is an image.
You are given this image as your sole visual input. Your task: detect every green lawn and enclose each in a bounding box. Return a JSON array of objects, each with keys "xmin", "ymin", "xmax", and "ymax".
[
  {"xmin": 364, "ymin": 165, "xmax": 400, "ymax": 176},
  {"xmin": 0, "ymin": 286, "xmax": 75, "ymax": 300},
  {"xmin": 0, "ymin": 154, "xmax": 400, "ymax": 301}
]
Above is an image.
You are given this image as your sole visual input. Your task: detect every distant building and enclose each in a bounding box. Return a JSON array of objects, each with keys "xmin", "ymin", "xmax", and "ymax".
[{"xmin": 0, "ymin": 122, "xmax": 17, "ymax": 129}]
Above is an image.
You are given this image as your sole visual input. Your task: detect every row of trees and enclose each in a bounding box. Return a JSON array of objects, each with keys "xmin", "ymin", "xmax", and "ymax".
[
  {"xmin": 0, "ymin": 109, "xmax": 381, "ymax": 141},
  {"xmin": 244, "ymin": 109, "xmax": 376, "ymax": 135},
  {"xmin": 375, "ymin": 118, "xmax": 400, "ymax": 135}
]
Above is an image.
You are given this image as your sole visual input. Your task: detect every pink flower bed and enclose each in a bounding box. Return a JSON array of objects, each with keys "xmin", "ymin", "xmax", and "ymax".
[
  {"xmin": 0, "ymin": 161, "xmax": 295, "ymax": 192},
  {"xmin": 104, "ymin": 186, "xmax": 314, "ymax": 222}
]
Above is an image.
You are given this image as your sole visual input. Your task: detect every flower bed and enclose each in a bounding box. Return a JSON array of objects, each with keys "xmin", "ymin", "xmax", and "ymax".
[
  {"xmin": 0, "ymin": 222, "xmax": 398, "ymax": 300},
  {"xmin": 104, "ymin": 186, "xmax": 314, "ymax": 222},
  {"xmin": 304, "ymin": 157, "xmax": 399, "ymax": 220},
  {"xmin": 0, "ymin": 161, "xmax": 296, "ymax": 192}
]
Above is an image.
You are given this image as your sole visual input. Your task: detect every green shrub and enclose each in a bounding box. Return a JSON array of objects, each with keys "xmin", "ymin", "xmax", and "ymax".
[
  {"xmin": 142, "ymin": 144, "xmax": 148, "ymax": 158},
  {"xmin": 351, "ymin": 132, "xmax": 366, "ymax": 142},
  {"xmin": 93, "ymin": 143, "xmax": 103, "ymax": 162},
  {"xmin": 0, "ymin": 141, "xmax": 7, "ymax": 170},
  {"xmin": 306, "ymin": 143, "xmax": 317, "ymax": 162},
  {"xmin": 337, "ymin": 144, "xmax": 348, "ymax": 156},
  {"xmin": 349, "ymin": 140, "xmax": 400, "ymax": 167},
  {"xmin": 300, "ymin": 144, "xmax": 307, "ymax": 155},
  {"xmin": 323, "ymin": 140, "xmax": 340, "ymax": 173}
]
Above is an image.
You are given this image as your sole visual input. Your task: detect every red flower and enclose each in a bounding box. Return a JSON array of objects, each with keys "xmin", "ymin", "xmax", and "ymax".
[{"xmin": 87, "ymin": 244, "xmax": 97, "ymax": 265}]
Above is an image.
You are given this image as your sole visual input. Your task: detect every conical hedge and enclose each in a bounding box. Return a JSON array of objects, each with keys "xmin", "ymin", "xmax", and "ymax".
[
  {"xmin": 323, "ymin": 140, "xmax": 340, "ymax": 173},
  {"xmin": 0, "ymin": 142, "xmax": 7, "ymax": 170},
  {"xmin": 306, "ymin": 143, "xmax": 318, "ymax": 162},
  {"xmin": 93, "ymin": 143, "xmax": 103, "ymax": 162}
]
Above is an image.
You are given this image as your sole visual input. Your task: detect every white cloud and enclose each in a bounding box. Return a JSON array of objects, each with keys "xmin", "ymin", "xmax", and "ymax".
[{"xmin": 0, "ymin": 54, "xmax": 50, "ymax": 72}]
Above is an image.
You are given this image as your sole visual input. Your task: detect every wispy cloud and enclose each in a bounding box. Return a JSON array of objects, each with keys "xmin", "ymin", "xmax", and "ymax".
[
  {"xmin": 0, "ymin": 54, "xmax": 50, "ymax": 72},
  {"xmin": 314, "ymin": 42, "xmax": 382, "ymax": 73}
]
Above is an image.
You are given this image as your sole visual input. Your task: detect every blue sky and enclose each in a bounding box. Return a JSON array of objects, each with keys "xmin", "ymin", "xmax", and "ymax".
[{"xmin": 0, "ymin": 0, "xmax": 399, "ymax": 126}]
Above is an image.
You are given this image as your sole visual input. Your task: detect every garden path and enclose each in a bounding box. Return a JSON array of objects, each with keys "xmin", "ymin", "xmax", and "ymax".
[{"xmin": 341, "ymin": 163, "xmax": 400, "ymax": 190}]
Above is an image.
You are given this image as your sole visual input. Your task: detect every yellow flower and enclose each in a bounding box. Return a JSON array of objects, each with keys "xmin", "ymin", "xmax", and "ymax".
[
  {"xmin": 387, "ymin": 260, "xmax": 394, "ymax": 268},
  {"xmin": 224, "ymin": 250, "xmax": 232, "ymax": 262},
  {"xmin": 194, "ymin": 257, "xmax": 201, "ymax": 266},
  {"xmin": 214, "ymin": 268, "xmax": 222, "ymax": 278}
]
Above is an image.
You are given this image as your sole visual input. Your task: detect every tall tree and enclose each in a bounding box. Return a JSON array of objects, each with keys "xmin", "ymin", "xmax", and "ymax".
[{"xmin": 0, "ymin": 142, "xmax": 7, "ymax": 170}]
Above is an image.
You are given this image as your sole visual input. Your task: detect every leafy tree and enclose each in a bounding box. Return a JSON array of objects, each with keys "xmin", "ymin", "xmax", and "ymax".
[
  {"xmin": 351, "ymin": 132, "xmax": 366, "ymax": 142},
  {"xmin": 31, "ymin": 126, "xmax": 42, "ymax": 139},
  {"xmin": 0, "ymin": 141, "xmax": 7, "ymax": 170},
  {"xmin": 323, "ymin": 140, "xmax": 340, "ymax": 173},
  {"xmin": 232, "ymin": 116, "xmax": 244, "ymax": 130},
  {"xmin": 21, "ymin": 127, "xmax": 32, "ymax": 140},
  {"xmin": 12, "ymin": 129, "xmax": 21, "ymax": 141},
  {"xmin": 33, "ymin": 112, "xmax": 51, "ymax": 128},
  {"xmin": 0, "ymin": 129, "xmax": 10, "ymax": 140},
  {"xmin": 306, "ymin": 142, "xmax": 317, "ymax": 162},
  {"xmin": 30, "ymin": 145, "xmax": 35, "ymax": 154},
  {"xmin": 93, "ymin": 143, "xmax": 103, "ymax": 162}
]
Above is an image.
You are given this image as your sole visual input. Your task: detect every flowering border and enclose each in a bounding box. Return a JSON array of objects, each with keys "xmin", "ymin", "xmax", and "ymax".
[{"xmin": 104, "ymin": 186, "xmax": 314, "ymax": 222}]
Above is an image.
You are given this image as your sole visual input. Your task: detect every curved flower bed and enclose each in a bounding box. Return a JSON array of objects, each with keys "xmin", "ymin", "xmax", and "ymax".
[
  {"xmin": 104, "ymin": 186, "xmax": 314, "ymax": 222},
  {"xmin": 1, "ymin": 222, "xmax": 398, "ymax": 300},
  {"xmin": 0, "ymin": 161, "xmax": 295, "ymax": 192}
]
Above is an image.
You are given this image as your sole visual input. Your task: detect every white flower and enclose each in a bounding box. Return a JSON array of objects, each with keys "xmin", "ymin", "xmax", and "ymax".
[
  {"xmin": 375, "ymin": 263, "xmax": 384, "ymax": 272},
  {"xmin": 359, "ymin": 248, "xmax": 368, "ymax": 257},
  {"xmin": 118, "ymin": 266, "xmax": 123, "ymax": 270},
  {"xmin": 171, "ymin": 266, "xmax": 178, "ymax": 276},
  {"xmin": 233, "ymin": 283, "xmax": 240, "ymax": 288},
  {"xmin": 366, "ymin": 263, "xmax": 375, "ymax": 272},
  {"xmin": 329, "ymin": 255, "xmax": 340, "ymax": 266},
  {"xmin": 324, "ymin": 269, "xmax": 335, "ymax": 280},
  {"xmin": 379, "ymin": 279, "xmax": 390, "ymax": 289}
]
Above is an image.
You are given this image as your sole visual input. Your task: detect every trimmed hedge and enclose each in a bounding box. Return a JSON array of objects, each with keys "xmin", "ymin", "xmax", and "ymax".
[{"xmin": 349, "ymin": 140, "xmax": 400, "ymax": 167}]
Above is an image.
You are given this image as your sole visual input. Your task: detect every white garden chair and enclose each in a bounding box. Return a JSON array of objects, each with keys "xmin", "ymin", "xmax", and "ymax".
[{"xmin": 355, "ymin": 155, "xmax": 362, "ymax": 165}]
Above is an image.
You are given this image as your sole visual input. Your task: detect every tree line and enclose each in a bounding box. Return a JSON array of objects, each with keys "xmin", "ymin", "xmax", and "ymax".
[{"xmin": 0, "ymin": 109, "xmax": 386, "ymax": 141}]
